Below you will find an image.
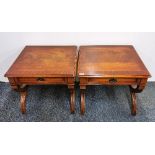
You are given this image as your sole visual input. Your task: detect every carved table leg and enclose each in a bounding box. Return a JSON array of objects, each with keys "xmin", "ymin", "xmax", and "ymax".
[
  {"xmin": 129, "ymin": 80, "xmax": 146, "ymax": 116},
  {"xmin": 20, "ymin": 90, "xmax": 27, "ymax": 114},
  {"xmin": 80, "ymin": 86, "xmax": 86, "ymax": 115},
  {"xmin": 130, "ymin": 90, "xmax": 136, "ymax": 116},
  {"xmin": 69, "ymin": 88, "xmax": 75, "ymax": 114},
  {"xmin": 16, "ymin": 85, "xmax": 28, "ymax": 114},
  {"xmin": 10, "ymin": 85, "xmax": 20, "ymax": 92},
  {"xmin": 9, "ymin": 77, "xmax": 29, "ymax": 114},
  {"xmin": 68, "ymin": 85, "xmax": 75, "ymax": 114},
  {"xmin": 81, "ymin": 90, "xmax": 85, "ymax": 115}
]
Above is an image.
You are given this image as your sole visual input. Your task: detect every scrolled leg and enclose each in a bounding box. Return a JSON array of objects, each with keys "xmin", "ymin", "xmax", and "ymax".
[
  {"xmin": 11, "ymin": 84, "xmax": 27, "ymax": 92},
  {"xmin": 69, "ymin": 88, "xmax": 75, "ymax": 114},
  {"xmin": 8, "ymin": 77, "xmax": 29, "ymax": 114},
  {"xmin": 20, "ymin": 90, "xmax": 27, "ymax": 114},
  {"xmin": 129, "ymin": 82, "xmax": 145, "ymax": 116},
  {"xmin": 80, "ymin": 85, "xmax": 86, "ymax": 115},
  {"xmin": 19, "ymin": 85, "xmax": 28, "ymax": 114},
  {"xmin": 10, "ymin": 81, "xmax": 28, "ymax": 114},
  {"xmin": 80, "ymin": 89, "xmax": 85, "ymax": 115},
  {"xmin": 10, "ymin": 84, "xmax": 20, "ymax": 92},
  {"xmin": 130, "ymin": 90, "xmax": 136, "ymax": 115},
  {"xmin": 68, "ymin": 85, "xmax": 75, "ymax": 114},
  {"xmin": 129, "ymin": 85, "xmax": 143, "ymax": 93}
]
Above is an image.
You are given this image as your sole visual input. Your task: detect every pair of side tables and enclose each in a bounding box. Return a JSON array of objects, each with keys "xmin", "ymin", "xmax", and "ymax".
[{"xmin": 5, "ymin": 45, "xmax": 151, "ymax": 115}]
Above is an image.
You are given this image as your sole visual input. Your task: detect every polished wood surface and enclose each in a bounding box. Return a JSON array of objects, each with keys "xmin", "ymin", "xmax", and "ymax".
[
  {"xmin": 5, "ymin": 46, "xmax": 77, "ymax": 77},
  {"xmin": 78, "ymin": 45, "xmax": 151, "ymax": 115},
  {"xmin": 5, "ymin": 45, "xmax": 151, "ymax": 115},
  {"xmin": 130, "ymin": 90, "xmax": 137, "ymax": 115},
  {"xmin": 78, "ymin": 45, "xmax": 150, "ymax": 78},
  {"xmin": 20, "ymin": 91, "xmax": 27, "ymax": 114},
  {"xmin": 5, "ymin": 46, "xmax": 77, "ymax": 114}
]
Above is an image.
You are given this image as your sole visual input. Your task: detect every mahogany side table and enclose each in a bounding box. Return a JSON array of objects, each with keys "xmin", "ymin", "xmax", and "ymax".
[
  {"xmin": 5, "ymin": 46, "xmax": 77, "ymax": 114},
  {"xmin": 78, "ymin": 45, "xmax": 151, "ymax": 115}
]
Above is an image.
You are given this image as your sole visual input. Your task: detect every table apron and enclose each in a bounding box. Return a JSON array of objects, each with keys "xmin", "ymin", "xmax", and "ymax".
[
  {"xmin": 80, "ymin": 77, "xmax": 144, "ymax": 85},
  {"xmin": 8, "ymin": 77, "xmax": 75, "ymax": 85}
]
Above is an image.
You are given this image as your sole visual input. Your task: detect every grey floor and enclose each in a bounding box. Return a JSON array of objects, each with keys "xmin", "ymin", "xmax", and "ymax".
[{"xmin": 0, "ymin": 82, "xmax": 155, "ymax": 122}]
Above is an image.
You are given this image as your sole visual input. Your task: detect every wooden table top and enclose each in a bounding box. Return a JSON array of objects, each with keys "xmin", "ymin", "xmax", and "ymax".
[
  {"xmin": 78, "ymin": 45, "xmax": 151, "ymax": 78},
  {"xmin": 5, "ymin": 46, "xmax": 77, "ymax": 77}
]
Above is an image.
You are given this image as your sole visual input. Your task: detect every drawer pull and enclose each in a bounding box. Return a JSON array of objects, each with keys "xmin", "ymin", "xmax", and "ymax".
[
  {"xmin": 109, "ymin": 78, "xmax": 117, "ymax": 84},
  {"xmin": 36, "ymin": 77, "xmax": 45, "ymax": 81}
]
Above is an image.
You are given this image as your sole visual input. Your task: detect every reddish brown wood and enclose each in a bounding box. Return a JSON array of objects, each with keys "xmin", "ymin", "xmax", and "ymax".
[
  {"xmin": 5, "ymin": 46, "xmax": 77, "ymax": 114},
  {"xmin": 69, "ymin": 88, "xmax": 75, "ymax": 114},
  {"xmin": 20, "ymin": 90, "xmax": 27, "ymax": 114},
  {"xmin": 130, "ymin": 90, "xmax": 137, "ymax": 115},
  {"xmin": 17, "ymin": 77, "xmax": 67, "ymax": 85},
  {"xmin": 5, "ymin": 46, "xmax": 77, "ymax": 77},
  {"xmin": 78, "ymin": 45, "xmax": 151, "ymax": 78},
  {"xmin": 80, "ymin": 89, "xmax": 86, "ymax": 115},
  {"xmin": 78, "ymin": 45, "xmax": 151, "ymax": 115}
]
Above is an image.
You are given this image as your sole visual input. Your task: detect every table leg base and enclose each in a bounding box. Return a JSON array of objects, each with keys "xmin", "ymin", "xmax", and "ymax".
[
  {"xmin": 130, "ymin": 91, "xmax": 136, "ymax": 116},
  {"xmin": 69, "ymin": 88, "xmax": 75, "ymax": 114},
  {"xmin": 129, "ymin": 85, "xmax": 144, "ymax": 116},
  {"xmin": 20, "ymin": 91, "xmax": 27, "ymax": 114},
  {"xmin": 80, "ymin": 89, "xmax": 85, "ymax": 115}
]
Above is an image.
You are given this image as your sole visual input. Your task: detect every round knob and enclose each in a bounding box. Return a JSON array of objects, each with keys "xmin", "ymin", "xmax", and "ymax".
[
  {"xmin": 37, "ymin": 77, "xmax": 45, "ymax": 81},
  {"xmin": 109, "ymin": 78, "xmax": 117, "ymax": 84}
]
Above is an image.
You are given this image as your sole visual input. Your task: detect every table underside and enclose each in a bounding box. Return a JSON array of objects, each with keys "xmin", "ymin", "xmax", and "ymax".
[
  {"xmin": 5, "ymin": 45, "xmax": 151, "ymax": 115},
  {"xmin": 8, "ymin": 76, "xmax": 75, "ymax": 114},
  {"xmin": 79, "ymin": 76, "xmax": 148, "ymax": 115}
]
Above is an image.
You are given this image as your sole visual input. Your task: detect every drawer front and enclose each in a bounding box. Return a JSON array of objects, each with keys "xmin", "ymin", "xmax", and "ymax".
[
  {"xmin": 87, "ymin": 78, "xmax": 137, "ymax": 85},
  {"xmin": 17, "ymin": 77, "xmax": 66, "ymax": 85}
]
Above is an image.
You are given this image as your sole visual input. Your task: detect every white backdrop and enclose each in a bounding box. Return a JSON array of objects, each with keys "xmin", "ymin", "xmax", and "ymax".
[{"xmin": 0, "ymin": 32, "xmax": 154, "ymax": 82}]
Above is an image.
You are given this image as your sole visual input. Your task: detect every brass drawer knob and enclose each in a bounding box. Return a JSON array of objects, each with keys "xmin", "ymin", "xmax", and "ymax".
[
  {"xmin": 109, "ymin": 78, "xmax": 117, "ymax": 84},
  {"xmin": 37, "ymin": 77, "xmax": 45, "ymax": 81}
]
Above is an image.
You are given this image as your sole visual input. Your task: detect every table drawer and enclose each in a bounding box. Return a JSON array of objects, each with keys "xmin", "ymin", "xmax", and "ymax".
[
  {"xmin": 17, "ymin": 77, "xmax": 66, "ymax": 85},
  {"xmin": 87, "ymin": 78, "xmax": 137, "ymax": 85}
]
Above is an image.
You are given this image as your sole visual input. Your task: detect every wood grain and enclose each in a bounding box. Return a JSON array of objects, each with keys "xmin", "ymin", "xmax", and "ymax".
[
  {"xmin": 130, "ymin": 90, "xmax": 137, "ymax": 115},
  {"xmin": 5, "ymin": 46, "xmax": 77, "ymax": 77},
  {"xmin": 20, "ymin": 91, "xmax": 27, "ymax": 114},
  {"xmin": 5, "ymin": 46, "xmax": 77, "ymax": 114},
  {"xmin": 78, "ymin": 45, "xmax": 151, "ymax": 78},
  {"xmin": 78, "ymin": 45, "xmax": 151, "ymax": 115}
]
